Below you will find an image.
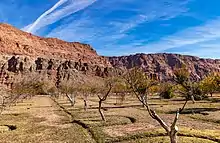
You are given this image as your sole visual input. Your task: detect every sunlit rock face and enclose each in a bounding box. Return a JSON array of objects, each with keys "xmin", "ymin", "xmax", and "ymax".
[
  {"xmin": 0, "ymin": 23, "xmax": 114, "ymax": 87},
  {"xmin": 108, "ymin": 53, "xmax": 220, "ymax": 81},
  {"xmin": 0, "ymin": 23, "xmax": 220, "ymax": 87},
  {"xmin": 0, "ymin": 23, "xmax": 111, "ymax": 67}
]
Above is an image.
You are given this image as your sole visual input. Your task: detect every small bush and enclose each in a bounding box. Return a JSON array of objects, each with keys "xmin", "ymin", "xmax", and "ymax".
[
  {"xmin": 159, "ymin": 89, "xmax": 175, "ymax": 99},
  {"xmin": 192, "ymin": 84, "xmax": 208, "ymax": 101},
  {"xmin": 158, "ymin": 83, "xmax": 175, "ymax": 99}
]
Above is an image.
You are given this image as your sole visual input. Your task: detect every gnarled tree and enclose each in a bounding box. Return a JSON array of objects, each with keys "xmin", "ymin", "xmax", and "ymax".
[
  {"xmin": 112, "ymin": 78, "xmax": 127, "ymax": 105},
  {"xmin": 125, "ymin": 67, "xmax": 198, "ymax": 143},
  {"xmin": 79, "ymin": 83, "xmax": 93, "ymax": 111},
  {"xmin": 96, "ymin": 79, "xmax": 113, "ymax": 122},
  {"xmin": 59, "ymin": 81, "xmax": 78, "ymax": 107}
]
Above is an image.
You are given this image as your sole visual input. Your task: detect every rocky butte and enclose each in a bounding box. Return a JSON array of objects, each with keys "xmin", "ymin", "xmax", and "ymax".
[{"xmin": 0, "ymin": 23, "xmax": 220, "ymax": 87}]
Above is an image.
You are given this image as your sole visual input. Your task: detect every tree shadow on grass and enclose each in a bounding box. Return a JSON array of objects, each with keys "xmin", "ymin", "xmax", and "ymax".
[
  {"xmin": 72, "ymin": 115, "xmax": 137, "ymax": 124},
  {"xmin": 205, "ymin": 98, "xmax": 220, "ymax": 103},
  {"xmin": 167, "ymin": 108, "xmax": 220, "ymax": 114},
  {"xmin": 0, "ymin": 125, "xmax": 17, "ymax": 131}
]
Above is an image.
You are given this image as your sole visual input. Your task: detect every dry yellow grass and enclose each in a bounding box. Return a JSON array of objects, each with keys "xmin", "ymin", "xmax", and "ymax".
[
  {"xmin": 54, "ymin": 94, "xmax": 220, "ymax": 143},
  {"xmin": 0, "ymin": 93, "xmax": 219, "ymax": 143},
  {"xmin": 0, "ymin": 96, "xmax": 95, "ymax": 143}
]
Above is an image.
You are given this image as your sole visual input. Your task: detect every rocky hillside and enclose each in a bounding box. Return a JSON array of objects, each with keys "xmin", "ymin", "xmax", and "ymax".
[
  {"xmin": 0, "ymin": 23, "xmax": 220, "ymax": 87},
  {"xmin": 0, "ymin": 23, "xmax": 113, "ymax": 88},
  {"xmin": 108, "ymin": 53, "xmax": 220, "ymax": 81},
  {"xmin": 0, "ymin": 23, "xmax": 110, "ymax": 66}
]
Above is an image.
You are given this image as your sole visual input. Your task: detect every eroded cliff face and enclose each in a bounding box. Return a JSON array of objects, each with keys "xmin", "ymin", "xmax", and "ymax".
[
  {"xmin": 108, "ymin": 53, "xmax": 220, "ymax": 81},
  {"xmin": 0, "ymin": 23, "xmax": 110, "ymax": 67},
  {"xmin": 0, "ymin": 54, "xmax": 115, "ymax": 88},
  {"xmin": 0, "ymin": 23, "xmax": 220, "ymax": 86},
  {"xmin": 0, "ymin": 23, "xmax": 113, "ymax": 87}
]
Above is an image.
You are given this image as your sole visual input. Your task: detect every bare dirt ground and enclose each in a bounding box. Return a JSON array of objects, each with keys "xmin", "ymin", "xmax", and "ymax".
[{"xmin": 0, "ymin": 95, "xmax": 95, "ymax": 143}]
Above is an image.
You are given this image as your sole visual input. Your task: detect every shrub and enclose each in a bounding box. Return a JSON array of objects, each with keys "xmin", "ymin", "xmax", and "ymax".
[
  {"xmin": 160, "ymin": 89, "xmax": 175, "ymax": 99},
  {"xmin": 159, "ymin": 83, "xmax": 175, "ymax": 99}
]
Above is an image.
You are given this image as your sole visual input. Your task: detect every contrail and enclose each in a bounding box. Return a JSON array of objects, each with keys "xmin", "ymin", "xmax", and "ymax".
[
  {"xmin": 23, "ymin": 0, "xmax": 97, "ymax": 34},
  {"xmin": 25, "ymin": 0, "xmax": 68, "ymax": 33}
]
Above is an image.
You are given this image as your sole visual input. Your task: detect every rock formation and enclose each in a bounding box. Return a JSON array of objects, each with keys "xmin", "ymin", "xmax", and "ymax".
[
  {"xmin": 0, "ymin": 23, "xmax": 113, "ymax": 87},
  {"xmin": 108, "ymin": 53, "xmax": 220, "ymax": 81},
  {"xmin": 0, "ymin": 23, "xmax": 110, "ymax": 66},
  {"xmin": 0, "ymin": 23, "xmax": 220, "ymax": 87}
]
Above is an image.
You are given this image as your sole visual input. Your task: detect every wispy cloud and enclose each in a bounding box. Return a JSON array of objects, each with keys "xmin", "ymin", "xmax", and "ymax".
[
  {"xmin": 46, "ymin": 0, "xmax": 190, "ymax": 47},
  {"xmin": 23, "ymin": 0, "xmax": 97, "ymax": 34},
  {"xmin": 90, "ymin": 16, "xmax": 220, "ymax": 57},
  {"xmin": 9, "ymin": 0, "xmax": 219, "ymax": 58},
  {"xmin": 168, "ymin": 43, "xmax": 220, "ymax": 59},
  {"xmin": 117, "ymin": 0, "xmax": 190, "ymax": 33},
  {"xmin": 138, "ymin": 17, "xmax": 220, "ymax": 53},
  {"xmin": 2, "ymin": 0, "xmax": 220, "ymax": 58},
  {"xmin": 196, "ymin": 43, "xmax": 220, "ymax": 58}
]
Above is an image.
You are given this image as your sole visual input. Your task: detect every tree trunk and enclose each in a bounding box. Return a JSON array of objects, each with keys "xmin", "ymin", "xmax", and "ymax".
[
  {"xmin": 84, "ymin": 99, "xmax": 87, "ymax": 111},
  {"xmin": 115, "ymin": 92, "xmax": 118, "ymax": 105},
  {"xmin": 169, "ymin": 131, "xmax": 178, "ymax": 143},
  {"xmin": 121, "ymin": 93, "xmax": 125, "ymax": 105},
  {"xmin": 169, "ymin": 111, "xmax": 179, "ymax": 143},
  {"xmin": 66, "ymin": 94, "xmax": 74, "ymax": 106},
  {"xmin": 210, "ymin": 92, "xmax": 213, "ymax": 97},
  {"xmin": 141, "ymin": 94, "xmax": 146, "ymax": 107},
  {"xmin": 71, "ymin": 94, "xmax": 75, "ymax": 106},
  {"xmin": 99, "ymin": 100, "xmax": 106, "ymax": 121}
]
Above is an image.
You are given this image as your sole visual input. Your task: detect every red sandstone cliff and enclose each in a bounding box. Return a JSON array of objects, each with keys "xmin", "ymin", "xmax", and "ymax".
[
  {"xmin": 108, "ymin": 53, "xmax": 220, "ymax": 80},
  {"xmin": 0, "ymin": 23, "xmax": 113, "ymax": 87},
  {"xmin": 0, "ymin": 23, "xmax": 110, "ymax": 67},
  {"xmin": 0, "ymin": 23, "xmax": 220, "ymax": 85}
]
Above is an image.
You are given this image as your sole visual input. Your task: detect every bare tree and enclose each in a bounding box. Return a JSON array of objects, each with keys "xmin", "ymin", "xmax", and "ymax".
[
  {"xmin": 112, "ymin": 78, "xmax": 127, "ymax": 105},
  {"xmin": 96, "ymin": 79, "xmax": 113, "ymax": 122},
  {"xmin": 0, "ymin": 73, "xmax": 51, "ymax": 114},
  {"xmin": 125, "ymin": 68, "xmax": 157, "ymax": 107},
  {"xmin": 80, "ymin": 84, "xmax": 92, "ymax": 111},
  {"xmin": 125, "ymin": 67, "xmax": 198, "ymax": 143},
  {"xmin": 59, "ymin": 81, "xmax": 78, "ymax": 107},
  {"xmin": 0, "ymin": 88, "xmax": 11, "ymax": 114}
]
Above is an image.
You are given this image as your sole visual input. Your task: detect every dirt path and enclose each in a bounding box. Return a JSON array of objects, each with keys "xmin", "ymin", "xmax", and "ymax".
[
  {"xmin": 0, "ymin": 95, "xmax": 95, "ymax": 143},
  {"xmin": 28, "ymin": 95, "xmax": 70, "ymax": 128}
]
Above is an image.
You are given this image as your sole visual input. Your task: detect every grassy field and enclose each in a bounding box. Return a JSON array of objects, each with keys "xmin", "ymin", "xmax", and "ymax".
[
  {"xmin": 54, "ymin": 93, "xmax": 220, "ymax": 143},
  {"xmin": 0, "ymin": 94, "xmax": 219, "ymax": 143},
  {"xmin": 0, "ymin": 96, "xmax": 95, "ymax": 143}
]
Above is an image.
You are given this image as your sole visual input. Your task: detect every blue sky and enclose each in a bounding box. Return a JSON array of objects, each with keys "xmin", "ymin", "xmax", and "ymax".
[{"xmin": 0, "ymin": 0, "xmax": 220, "ymax": 58}]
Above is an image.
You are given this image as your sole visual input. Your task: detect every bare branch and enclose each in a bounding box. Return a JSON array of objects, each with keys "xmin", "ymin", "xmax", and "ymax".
[
  {"xmin": 102, "ymin": 83, "xmax": 113, "ymax": 101},
  {"xmin": 97, "ymin": 94, "xmax": 102, "ymax": 100},
  {"xmin": 171, "ymin": 110, "xmax": 179, "ymax": 130},
  {"xmin": 179, "ymin": 99, "xmax": 188, "ymax": 113},
  {"xmin": 191, "ymin": 95, "xmax": 195, "ymax": 104},
  {"xmin": 150, "ymin": 109, "xmax": 170, "ymax": 133}
]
